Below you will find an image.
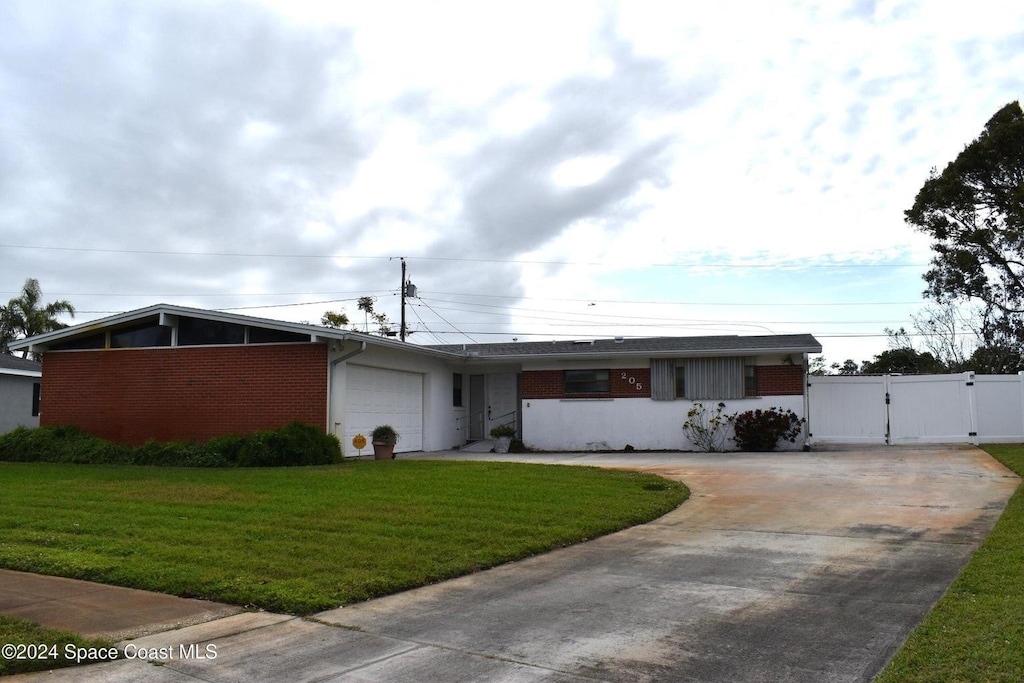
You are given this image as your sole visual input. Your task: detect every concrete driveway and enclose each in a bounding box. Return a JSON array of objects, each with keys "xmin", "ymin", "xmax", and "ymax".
[{"xmin": 13, "ymin": 447, "xmax": 1018, "ymax": 682}]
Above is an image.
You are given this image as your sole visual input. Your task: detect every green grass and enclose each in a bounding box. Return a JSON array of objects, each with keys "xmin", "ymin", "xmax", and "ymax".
[
  {"xmin": 876, "ymin": 445, "xmax": 1024, "ymax": 683},
  {"xmin": 0, "ymin": 460, "xmax": 687, "ymax": 615},
  {"xmin": 0, "ymin": 615, "xmax": 114, "ymax": 676}
]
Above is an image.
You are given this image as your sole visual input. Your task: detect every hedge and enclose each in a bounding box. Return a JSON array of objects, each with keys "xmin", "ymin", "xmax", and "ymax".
[{"xmin": 0, "ymin": 422, "xmax": 342, "ymax": 467}]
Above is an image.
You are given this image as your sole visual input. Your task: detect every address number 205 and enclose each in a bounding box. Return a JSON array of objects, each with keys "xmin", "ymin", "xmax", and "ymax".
[{"xmin": 621, "ymin": 372, "xmax": 644, "ymax": 391}]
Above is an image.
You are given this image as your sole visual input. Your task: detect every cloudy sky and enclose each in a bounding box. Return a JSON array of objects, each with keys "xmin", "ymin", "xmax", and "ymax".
[{"xmin": 1, "ymin": 0, "xmax": 1022, "ymax": 364}]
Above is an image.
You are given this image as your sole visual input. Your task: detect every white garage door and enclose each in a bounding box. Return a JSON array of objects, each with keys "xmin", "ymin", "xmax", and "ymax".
[{"xmin": 345, "ymin": 365, "xmax": 423, "ymax": 454}]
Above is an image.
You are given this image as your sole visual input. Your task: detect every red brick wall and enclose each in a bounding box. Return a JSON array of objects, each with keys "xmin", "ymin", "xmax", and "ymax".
[
  {"xmin": 522, "ymin": 369, "xmax": 651, "ymax": 399},
  {"xmin": 40, "ymin": 344, "xmax": 327, "ymax": 444},
  {"xmin": 524, "ymin": 365, "xmax": 805, "ymax": 399},
  {"xmin": 755, "ymin": 365, "xmax": 805, "ymax": 396}
]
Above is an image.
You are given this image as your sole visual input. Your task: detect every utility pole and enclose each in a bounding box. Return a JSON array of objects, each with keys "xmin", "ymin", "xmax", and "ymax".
[{"xmin": 400, "ymin": 257, "xmax": 407, "ymax": 341}]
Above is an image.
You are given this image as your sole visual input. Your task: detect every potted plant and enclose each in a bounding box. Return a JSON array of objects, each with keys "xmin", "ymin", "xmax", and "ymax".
[
  {"xmin": 371, "ymin": 425, "xmax": 399, "ymax": 460},
  {"xmin": 490, "ymin": 424, "xmax": 516, "ymax": 454}
]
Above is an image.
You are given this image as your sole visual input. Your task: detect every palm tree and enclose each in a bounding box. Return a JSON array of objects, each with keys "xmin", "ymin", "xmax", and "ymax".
[{"xmin": 1, "ymin": 278, "xmax": 75, "ymax": 358}]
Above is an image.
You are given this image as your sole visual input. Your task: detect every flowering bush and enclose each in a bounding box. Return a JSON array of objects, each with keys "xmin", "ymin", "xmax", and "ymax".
[
  {"xmin": 732, "ymin": 408, "xmax": 804, "ymax": 451},
  {"xmin": 682, "ymin": 402, "xmax": 735, "ymax": 452}
]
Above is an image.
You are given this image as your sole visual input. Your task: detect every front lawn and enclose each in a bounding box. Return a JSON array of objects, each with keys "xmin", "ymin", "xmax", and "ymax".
[
  {"xmin": 876, "ymin": 444, "xmax": 1024, "ymax": 682},
  {"xmin": 0, "ymin": 616, "xmax": 113, "ymax": 676},
  {"xmin": 0, "ymin": 460, "xmax": 686, "ymax": 615}
]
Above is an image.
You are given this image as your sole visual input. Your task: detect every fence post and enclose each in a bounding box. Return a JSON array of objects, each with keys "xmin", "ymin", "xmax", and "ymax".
[
  {"xmin": 1018, "ymin": 371, "xmax": 1024, "ymax": 440},
  {"xmin": 966, "ymin": 371, "xmax": 979, "ymax": 445}
]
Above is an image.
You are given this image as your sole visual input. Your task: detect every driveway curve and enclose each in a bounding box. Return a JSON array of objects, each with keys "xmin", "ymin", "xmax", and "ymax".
[{"xmin": 18, "ymin": 447, "xmax": 1018, "ymax": 682}]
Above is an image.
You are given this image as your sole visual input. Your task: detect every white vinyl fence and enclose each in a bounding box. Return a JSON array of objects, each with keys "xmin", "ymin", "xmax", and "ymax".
[{"xmin": 807, "ymin": 372, "xmax": 1024, "ymax": 446}]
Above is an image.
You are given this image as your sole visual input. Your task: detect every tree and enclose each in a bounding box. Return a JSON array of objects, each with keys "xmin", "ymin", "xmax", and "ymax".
[
  {"xmin": 910, "ymin": 303, "xmax": 975, "ymax": 371},
  {"xmin": 356, "ymin": 297, "xmax": 394, "ymax": 337},
  {"xmin": 836, "ymin": 359, "xmax": 861, "ymax": 375},
  {"xmin": 861, "ymin": 348, "xmax": 946, "ymax": 374},
  {"xmin": 320, "ymin": 310, "xmax": 350, "ymax": 328},
  {"xmin": 809, "ymin": 356, "xmax": 862, "ymax": 375},
  {"xmin": 965, "ymin": 344, "xmax": 1024, "ymax": 374},
  {"xmin": 1, "ymin": 278, "xmax": 76, "ymax": 357},
  {"xmin": 906, "ymin": 101, "xmax": 1024, "ymax": 335}
]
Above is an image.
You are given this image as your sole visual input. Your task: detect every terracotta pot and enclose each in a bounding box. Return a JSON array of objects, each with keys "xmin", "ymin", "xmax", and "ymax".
[{"xmin": 373, "ymin": 441, "xmax": 396, "ymax": 460}]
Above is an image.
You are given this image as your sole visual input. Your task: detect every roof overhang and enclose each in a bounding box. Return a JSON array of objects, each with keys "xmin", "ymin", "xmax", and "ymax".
[
  {"xmin": 0, "ymin": 368, "xmax": 42, "ymax": 378},
  {"xmin": 465, "ymin": 346, "xmax": 821, "ymax": 362},
  {"xmin": 8, "ymin": 303, "xmax": 463, "ymax": 360}
]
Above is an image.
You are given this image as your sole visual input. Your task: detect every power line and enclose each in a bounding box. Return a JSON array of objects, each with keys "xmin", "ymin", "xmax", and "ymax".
[
  {"xmin": 416, "ymin": 298, "xmax": 478, "ymax": 344},
  {"xmin": 419, "ymin": 290, "xmax": 927, "ymax": 307},
  {"xmin": 0, "ymin": 243, "xmax": 926, "ymax": 269},
  {"xmin": 414, "ymin": 298, "xmax": 907, "ymax": 329}
]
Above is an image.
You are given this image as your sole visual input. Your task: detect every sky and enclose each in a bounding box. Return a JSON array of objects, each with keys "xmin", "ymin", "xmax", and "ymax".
[{"xmin": 1, "ymin": 0, "xmax": 1022, "ymax": 365}]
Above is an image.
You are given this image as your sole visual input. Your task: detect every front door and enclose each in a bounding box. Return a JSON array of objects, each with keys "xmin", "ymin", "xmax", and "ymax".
[{"xmin": 469, "ymin": 374, "xmax": 485, "ymax": 440}]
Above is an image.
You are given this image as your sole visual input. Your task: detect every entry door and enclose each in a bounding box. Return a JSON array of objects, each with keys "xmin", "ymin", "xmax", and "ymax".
[{"xmin": 469, "ymin": 374, "xmax": 485, "ymax": 440}]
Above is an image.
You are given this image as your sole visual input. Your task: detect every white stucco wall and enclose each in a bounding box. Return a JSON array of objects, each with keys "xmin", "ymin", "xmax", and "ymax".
[
  {"xmin": 0, "ymin": 374, "xmax": 40, "ymax": 433},
  {"xmin": 328, "ymin": 342, "xmax": 462, "ymax": 455},
  {"xmin": 521, "ymin": 395, "xmax": 807, "ymax": 452}
]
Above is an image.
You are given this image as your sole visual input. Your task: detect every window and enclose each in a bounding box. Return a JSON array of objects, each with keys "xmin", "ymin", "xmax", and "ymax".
[
  {"xmin": 32, "ymin": 383, "xmax": 40, "ymax": 417},
  {"xmin": 565, "ymin": 369, "xmax": 610, "ymax": 395},
  {"xmin": 745, "ymin": 365, "xmax": 758, "ymax": 397},
  {"xmin": 51, "ymin": 333, "xmax": 106, "ymax": 351},
  {"xmin": 248, "ymin": 327, "xmax": 309, "ymax": 344},
  {"xmin": 452, "ymin": 373, "xmax": 463, "ymax": 407},
  {"xmin": 178, "ymin": 317, "xmax": 245, "ymax": 346},
  {"xmin": 650, "ymin": 357, "xmax": 749, "ymax": 400},
  {"xmin": 110, "ymin": 322, "xmax": 171, "ymax": 348}
]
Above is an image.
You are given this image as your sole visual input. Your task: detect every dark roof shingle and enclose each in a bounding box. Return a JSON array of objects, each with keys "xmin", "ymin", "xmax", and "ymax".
[
  {"xmin": 426, "ymin": 334, "xmax": 821, "ymax": 358},
  {"xmin": 0, "ymin": 354, "xmax": 42, "ymax": 372}
]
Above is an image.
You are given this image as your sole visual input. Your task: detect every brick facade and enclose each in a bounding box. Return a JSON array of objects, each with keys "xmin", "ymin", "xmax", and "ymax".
[
  {"xmin": 40, "ymin": 344, "xmax": 327, "ymax": 445},
  {"xmin": 523, "ymin": 364, "xmax": 804, "ymax": 399},
  {"xmin": 522, "ymin": 368, "xmax": 652, "ymax": 399},
  {"xmin": 755, "ymin": 364, "xmax": 805, "ymax": 396}
]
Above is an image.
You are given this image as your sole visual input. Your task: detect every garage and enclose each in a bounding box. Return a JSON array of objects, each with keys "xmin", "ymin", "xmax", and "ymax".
[{"xmin": 345, "ymin": 365, "xmax": 423, "ymax": 454}]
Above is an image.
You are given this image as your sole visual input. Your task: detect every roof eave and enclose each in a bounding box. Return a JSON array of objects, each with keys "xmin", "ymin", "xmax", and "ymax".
[
  {"xmin": 0, "ymin": 368, "xmax": 42, "ymax": 378},
  {"xmin": 460, "ymin": 345, "xmax": 821, "ymax": 361},
  {"xmin": 8, "ymin": 303, "xmax": 467, "ymax": 360}
]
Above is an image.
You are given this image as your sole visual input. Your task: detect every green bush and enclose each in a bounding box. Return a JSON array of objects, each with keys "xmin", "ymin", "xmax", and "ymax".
[
  {"xmin": 0, "ymin": 425, "xmax": 131, "ymax": 464},
  {"xmin": 235, "ymin": 422, "xmax": 341, "ymax": 467},
  {"xmin": 0, "ymin": 422, "xmax": 342, "ymax": 468},
  {"xmin": 731, "ymin": 408, "xmax": 804, "ymax": 451},
  {"xmin": 134, "ymin": 440, "xmax": 232, "ymax": 468}
]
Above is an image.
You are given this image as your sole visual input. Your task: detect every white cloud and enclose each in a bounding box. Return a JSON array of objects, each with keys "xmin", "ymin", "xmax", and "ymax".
[{"xmin": 2, "ymin": 0, "xmax": 1023, "ymax": 366}]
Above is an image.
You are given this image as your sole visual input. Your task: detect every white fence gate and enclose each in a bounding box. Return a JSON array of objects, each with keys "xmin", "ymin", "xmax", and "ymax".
[{"xmin": 808, "ymin": 372, "xmax": 1024, "ymax": 446}]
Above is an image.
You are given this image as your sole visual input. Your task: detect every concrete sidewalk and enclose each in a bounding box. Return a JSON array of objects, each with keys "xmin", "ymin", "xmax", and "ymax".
[
  {"xmin": 3, "ymin": 447, "xmax": 1020, "ymax": 682},
  {"xmin": 0, "ymin": 569, "xmax": 241, "ymax": 641}
]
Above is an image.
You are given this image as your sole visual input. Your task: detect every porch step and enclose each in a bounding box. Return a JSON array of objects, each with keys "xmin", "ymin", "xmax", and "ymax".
[{"xmin": 459, "ymin": 439, "xmax": 494, "ymax": 453}]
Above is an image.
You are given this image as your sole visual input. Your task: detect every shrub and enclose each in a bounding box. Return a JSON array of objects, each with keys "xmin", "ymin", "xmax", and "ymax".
[
  {"xmin": 134, "ymin": 440, "xmax": 231, "ymax": 468},
  {"xmin": 0, "ymin": 422, "xmax": 341, "ymax": 468},
  {"xmin": 234, "ymin": 422, "xmax": 341, "ymax": 467},
  {"xmin": 0, "ymin": 425, "xmax": 131, "ymax": 464},
  {"xmin": 682, "ymin": 402, "xmax": 735, "ymax": 452},
  {"xmin": 731, "ymin": 408, "xmax": 805, "ymax": 451}
]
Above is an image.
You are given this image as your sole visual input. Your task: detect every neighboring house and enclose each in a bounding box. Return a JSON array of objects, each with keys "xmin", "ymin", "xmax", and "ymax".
[
  {"xmin": 0, "ymin": 354, "xmax": 42, "ymax": 433},
  {"xmin": 9, "ymin": 304, "xmax": 821, "ymax": 453}
]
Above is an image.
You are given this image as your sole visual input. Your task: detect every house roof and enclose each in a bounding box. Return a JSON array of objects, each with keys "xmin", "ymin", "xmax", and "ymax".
[
  {"xmin": 427, "ymin": 334, "xmax": 822, "ymax": 360},
  {"xmin": 0, "ymin": 353, "xmax": 42, "ymax": 377},
  {"xmin": 7, "ymin": 303, "xmax": 459, "ymax": 360},
  {"xmin": 8, "ymin": 303, "xmax": 821, "ymax": 363}
]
